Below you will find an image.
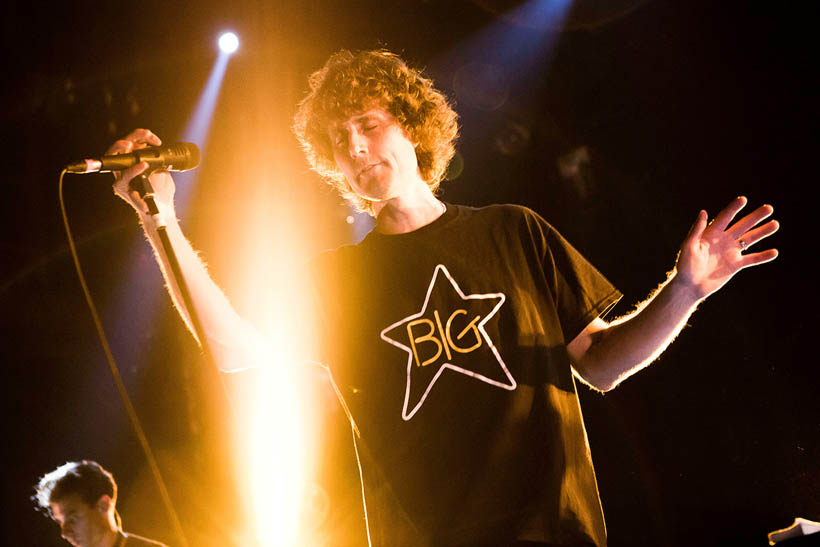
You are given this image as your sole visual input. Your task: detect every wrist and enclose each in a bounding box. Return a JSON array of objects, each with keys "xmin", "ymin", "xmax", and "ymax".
[
  {"xmin": 665, "ymin": 270, "xmax": 707, "ymax": 305},
  {"xmin": 139, "ymin": 206, "xmax": 177, "ymax": 231}
]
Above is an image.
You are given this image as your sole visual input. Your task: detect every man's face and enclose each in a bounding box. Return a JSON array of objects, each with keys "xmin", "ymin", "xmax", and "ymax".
[
  {"xmin": 49, "ymin": 493, "xmax": 110, "ymax": 547},
  {"xmin": 328, "ymin": 106, "xmax": 421, "ymax": 202}
]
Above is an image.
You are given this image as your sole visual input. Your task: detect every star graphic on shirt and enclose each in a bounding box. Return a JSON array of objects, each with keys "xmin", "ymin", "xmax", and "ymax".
[{"xmin": 380, "ymin": 264, "xmax": 517, "ymax": 420}]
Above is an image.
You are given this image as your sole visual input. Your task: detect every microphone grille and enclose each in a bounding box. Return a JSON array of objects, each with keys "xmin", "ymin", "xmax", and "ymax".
[{"xmin": 166, "ymin": 142, "xmax": 200, "ymax": 172}]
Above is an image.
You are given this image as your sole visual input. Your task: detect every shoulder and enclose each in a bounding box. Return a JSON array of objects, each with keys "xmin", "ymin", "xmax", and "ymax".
[
  {"xmin": 452, "ymin": 202, "xmax": 557, "ymax": 239},
  {"xmin": 450, "ymin": 202, "xmax": 548, "ymax": 226}
]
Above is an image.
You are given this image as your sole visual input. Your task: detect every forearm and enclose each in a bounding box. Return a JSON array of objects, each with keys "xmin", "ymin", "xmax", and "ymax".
[
  {"xmin": 107, "ymin": 130, "xmax": 266, "ymax": 370},
  {"xmin": 575, "ymin": 270, "xmax": 701, "ymax": 391},
  {"xmin": 139, "ymin": 211, "xmax": 267, "ymax": 371},
  {"xmin": 573, "ymin": 197, "xmax": 779, "ymax": 391}
]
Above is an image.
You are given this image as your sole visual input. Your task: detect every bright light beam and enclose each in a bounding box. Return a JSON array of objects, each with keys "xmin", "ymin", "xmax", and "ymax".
[
  {"xmin": 431, "ymin": 0, "xmax": 574, "ymax": 108},
  {"xmin": 227, "ymin": 180, "xmax": 323, "ymax": 546},
  {"xmin": 218, "ymin": 32, "xmax": 240, "ymax": 55},
  {"xmin": 173, "ymin": 44, "xmax": 233, "ymax": 208}
]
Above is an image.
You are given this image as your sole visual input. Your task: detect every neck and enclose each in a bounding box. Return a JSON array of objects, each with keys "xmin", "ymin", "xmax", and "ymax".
[
  {"xmin": 92, "ymin": 528, "xmax": 120, "ymax": 547},
  {"xmin": 95, "ymin": 515, "xmax": 120, "ymax": 547},
  {"xmin": 372, "ymin": 185, "xmax": 445, "ymax": 235}
]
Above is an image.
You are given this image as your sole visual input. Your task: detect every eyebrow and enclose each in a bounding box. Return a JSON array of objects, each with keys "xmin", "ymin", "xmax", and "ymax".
[
  {"xmin": 356, "ymin": 111, "xmax": 383, "ymax": 121},
  {"xmin": 333, "ymin": 111, "xmax": 386, "ymax": 129}
]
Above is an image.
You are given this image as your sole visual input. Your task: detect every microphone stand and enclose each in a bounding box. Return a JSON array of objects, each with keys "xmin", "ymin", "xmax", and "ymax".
[
  {"xmin": 127, "ymin": 168, "xmax": 235, "ymax": 547},
  {"xmin": 131, "ymin": 169, "xmax": 218, "ymax": 371}
]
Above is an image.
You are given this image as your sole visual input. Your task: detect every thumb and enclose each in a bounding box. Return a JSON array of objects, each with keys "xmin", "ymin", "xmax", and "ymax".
[
  {"xmin": 121, "ymin": 161, "xmax": 150, "ymax": 182},
  {"xmin": 684, "ymin": 209, "xmax": 708, "ymax": 245}
]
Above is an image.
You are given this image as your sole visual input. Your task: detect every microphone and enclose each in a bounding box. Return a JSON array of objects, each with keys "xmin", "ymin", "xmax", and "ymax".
[{"xmin": 66, "ymin": 142, "xmax": 200, "ymax": 174}]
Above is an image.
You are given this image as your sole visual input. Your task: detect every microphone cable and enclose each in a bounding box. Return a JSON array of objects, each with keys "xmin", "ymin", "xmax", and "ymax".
[{"xmin": 59, "ymin": 169, "xmax": 189, "ymax": 547}]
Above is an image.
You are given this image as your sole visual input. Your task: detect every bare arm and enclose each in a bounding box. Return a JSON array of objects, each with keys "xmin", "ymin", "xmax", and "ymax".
[
  {"xmin": 110, "ymin": 129, "xmax": 267, "ymax": 371},
  {"xmin": 568, "ymin": 196, "xmax": 779, "ymax": 392}
]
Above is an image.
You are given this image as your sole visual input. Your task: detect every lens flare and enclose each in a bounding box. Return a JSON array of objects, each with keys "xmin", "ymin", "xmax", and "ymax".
[{"xmin": 218, "ymin": 32, "xmax": 239, "ymax": 54}]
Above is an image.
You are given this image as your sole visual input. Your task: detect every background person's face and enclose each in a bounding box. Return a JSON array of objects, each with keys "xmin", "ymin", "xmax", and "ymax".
[{"xmin": 50, "ymin": 494, "xmax": 109, "ymax": 547}]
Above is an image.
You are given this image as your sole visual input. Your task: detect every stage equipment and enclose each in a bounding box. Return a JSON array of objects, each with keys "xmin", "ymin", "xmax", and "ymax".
[{"xmin": 218, "ymin": 32, "xmax": 239, "ymax": 54}]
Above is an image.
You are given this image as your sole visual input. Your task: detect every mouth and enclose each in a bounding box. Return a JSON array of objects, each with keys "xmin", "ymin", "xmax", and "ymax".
[{"xmin": 357, "ymin": 162, "xmax": 381, "ymax": 179}]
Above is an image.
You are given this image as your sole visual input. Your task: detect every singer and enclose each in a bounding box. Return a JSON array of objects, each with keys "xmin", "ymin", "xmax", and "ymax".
[{"xmin": 108, "ymin": 50, "xmax": 779, "ymax": 546}]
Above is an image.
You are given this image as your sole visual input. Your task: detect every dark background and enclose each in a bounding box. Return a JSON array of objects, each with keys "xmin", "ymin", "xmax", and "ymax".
[{"xmin": 2, "ymin": 0, "xmax": 816, "ymax": 545}]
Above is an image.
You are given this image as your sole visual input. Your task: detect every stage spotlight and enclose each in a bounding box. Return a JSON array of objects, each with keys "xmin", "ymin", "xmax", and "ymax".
[{"xmin": 218, "ymin": 32, "xmax": 239, "ymax": 54}]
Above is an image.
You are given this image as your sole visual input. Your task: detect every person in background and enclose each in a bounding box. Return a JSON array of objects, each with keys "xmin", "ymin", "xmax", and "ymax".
[{"xmin": 35, "ymin": 460, "xmax": 169, "ymax": 547}]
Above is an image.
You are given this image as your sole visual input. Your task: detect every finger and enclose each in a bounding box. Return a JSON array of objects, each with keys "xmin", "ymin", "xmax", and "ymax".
[
  {"xmin": 124, "ymin": 161, "xmax": 150, "ymax": 180},
  {"xmin": 727, "ymin": 204, "xmax": 774, "ymax": 237},
  {"xmin": 105, "ymin": 129, "xmax": 162, "ymax": 155},
  {"xmin": 123, "ymin": 128, "xmax": 162, "ymax": 146},
  {"xmin": 684, "ymin": 209, "xmax": 708, "ymax": 244},
  {"xmin": 710, "ymin": 196, "xmax": 748, "ymax": 232},
  {"xmin": 736, "ymin": 219, "xmax": 780, "ymax": 249},
  {"xmin": 121, "ymin": 188, "xmax": 150, "ymax": 216},
  {"xmin": 113, "ymin": 161, "xmax": 149, "ymax": 188},
  {"xmin": 105, "ymin": 138, "xmax": 136, "ymax": 156},
  {"xmin": 738, "ymin": 248, "xmax": 779, "ymax": 268}
]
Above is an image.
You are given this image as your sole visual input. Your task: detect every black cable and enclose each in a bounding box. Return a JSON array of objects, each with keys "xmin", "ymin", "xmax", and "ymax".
[{"xmin": 59, "ymin": 169, "xmax": 189, "ymax": 547}]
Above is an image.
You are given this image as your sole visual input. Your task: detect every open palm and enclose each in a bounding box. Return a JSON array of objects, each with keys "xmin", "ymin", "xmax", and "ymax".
[{"xmin": 676, "ymin": 196, "xmax": 779, "ymax": 300}]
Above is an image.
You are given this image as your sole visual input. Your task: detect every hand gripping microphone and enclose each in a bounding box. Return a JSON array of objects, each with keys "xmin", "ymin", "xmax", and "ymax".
[{"xmin": 66, "ymin": 142, "xmax": 200, "ymax": 174}]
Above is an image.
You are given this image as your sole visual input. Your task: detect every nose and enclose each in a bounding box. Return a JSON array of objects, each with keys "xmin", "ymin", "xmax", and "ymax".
[{"xmin": 347, "ymin": 128, "xmax": 367, "ymax": 157}]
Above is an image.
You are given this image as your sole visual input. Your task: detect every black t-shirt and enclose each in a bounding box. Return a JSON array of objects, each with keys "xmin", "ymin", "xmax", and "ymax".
[{"xmin": 312, "ymin": 203, "xmax": 622, "ymax": 546}]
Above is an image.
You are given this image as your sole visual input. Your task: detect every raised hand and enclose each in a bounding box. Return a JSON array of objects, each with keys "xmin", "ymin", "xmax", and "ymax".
[
  {"xmin": 108, "ymin": 128, "xmax": 176, "ymax": 218},
  {"xmin": 675, "ymin": 196, "xmax": 779, "ymax": 301}
]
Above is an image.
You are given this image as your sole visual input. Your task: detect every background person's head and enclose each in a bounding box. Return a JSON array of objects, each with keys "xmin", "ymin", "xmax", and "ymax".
[
  {"xmin": 35, "ymin": 461, "xmax": 119, "ymax": 546},
  {"xmin": 293, "ymin": 49, "xmax": 459, "ymax": 215}
]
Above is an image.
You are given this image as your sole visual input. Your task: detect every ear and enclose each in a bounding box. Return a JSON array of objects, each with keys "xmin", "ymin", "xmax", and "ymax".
[{"xmin": 95, "ymin": 494, "xmax": 112, "ymax": 514}]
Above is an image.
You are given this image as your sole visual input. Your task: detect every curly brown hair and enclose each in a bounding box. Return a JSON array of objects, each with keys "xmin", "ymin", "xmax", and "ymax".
[{"xmin": 293, "ymin": 49, "xmax": 459, "ymax": 215}]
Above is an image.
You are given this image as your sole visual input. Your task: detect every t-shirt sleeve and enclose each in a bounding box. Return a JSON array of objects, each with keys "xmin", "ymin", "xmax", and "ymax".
[{"xmin": 523, "ymin": 208, "xmax": 622, "ymax": 343}]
